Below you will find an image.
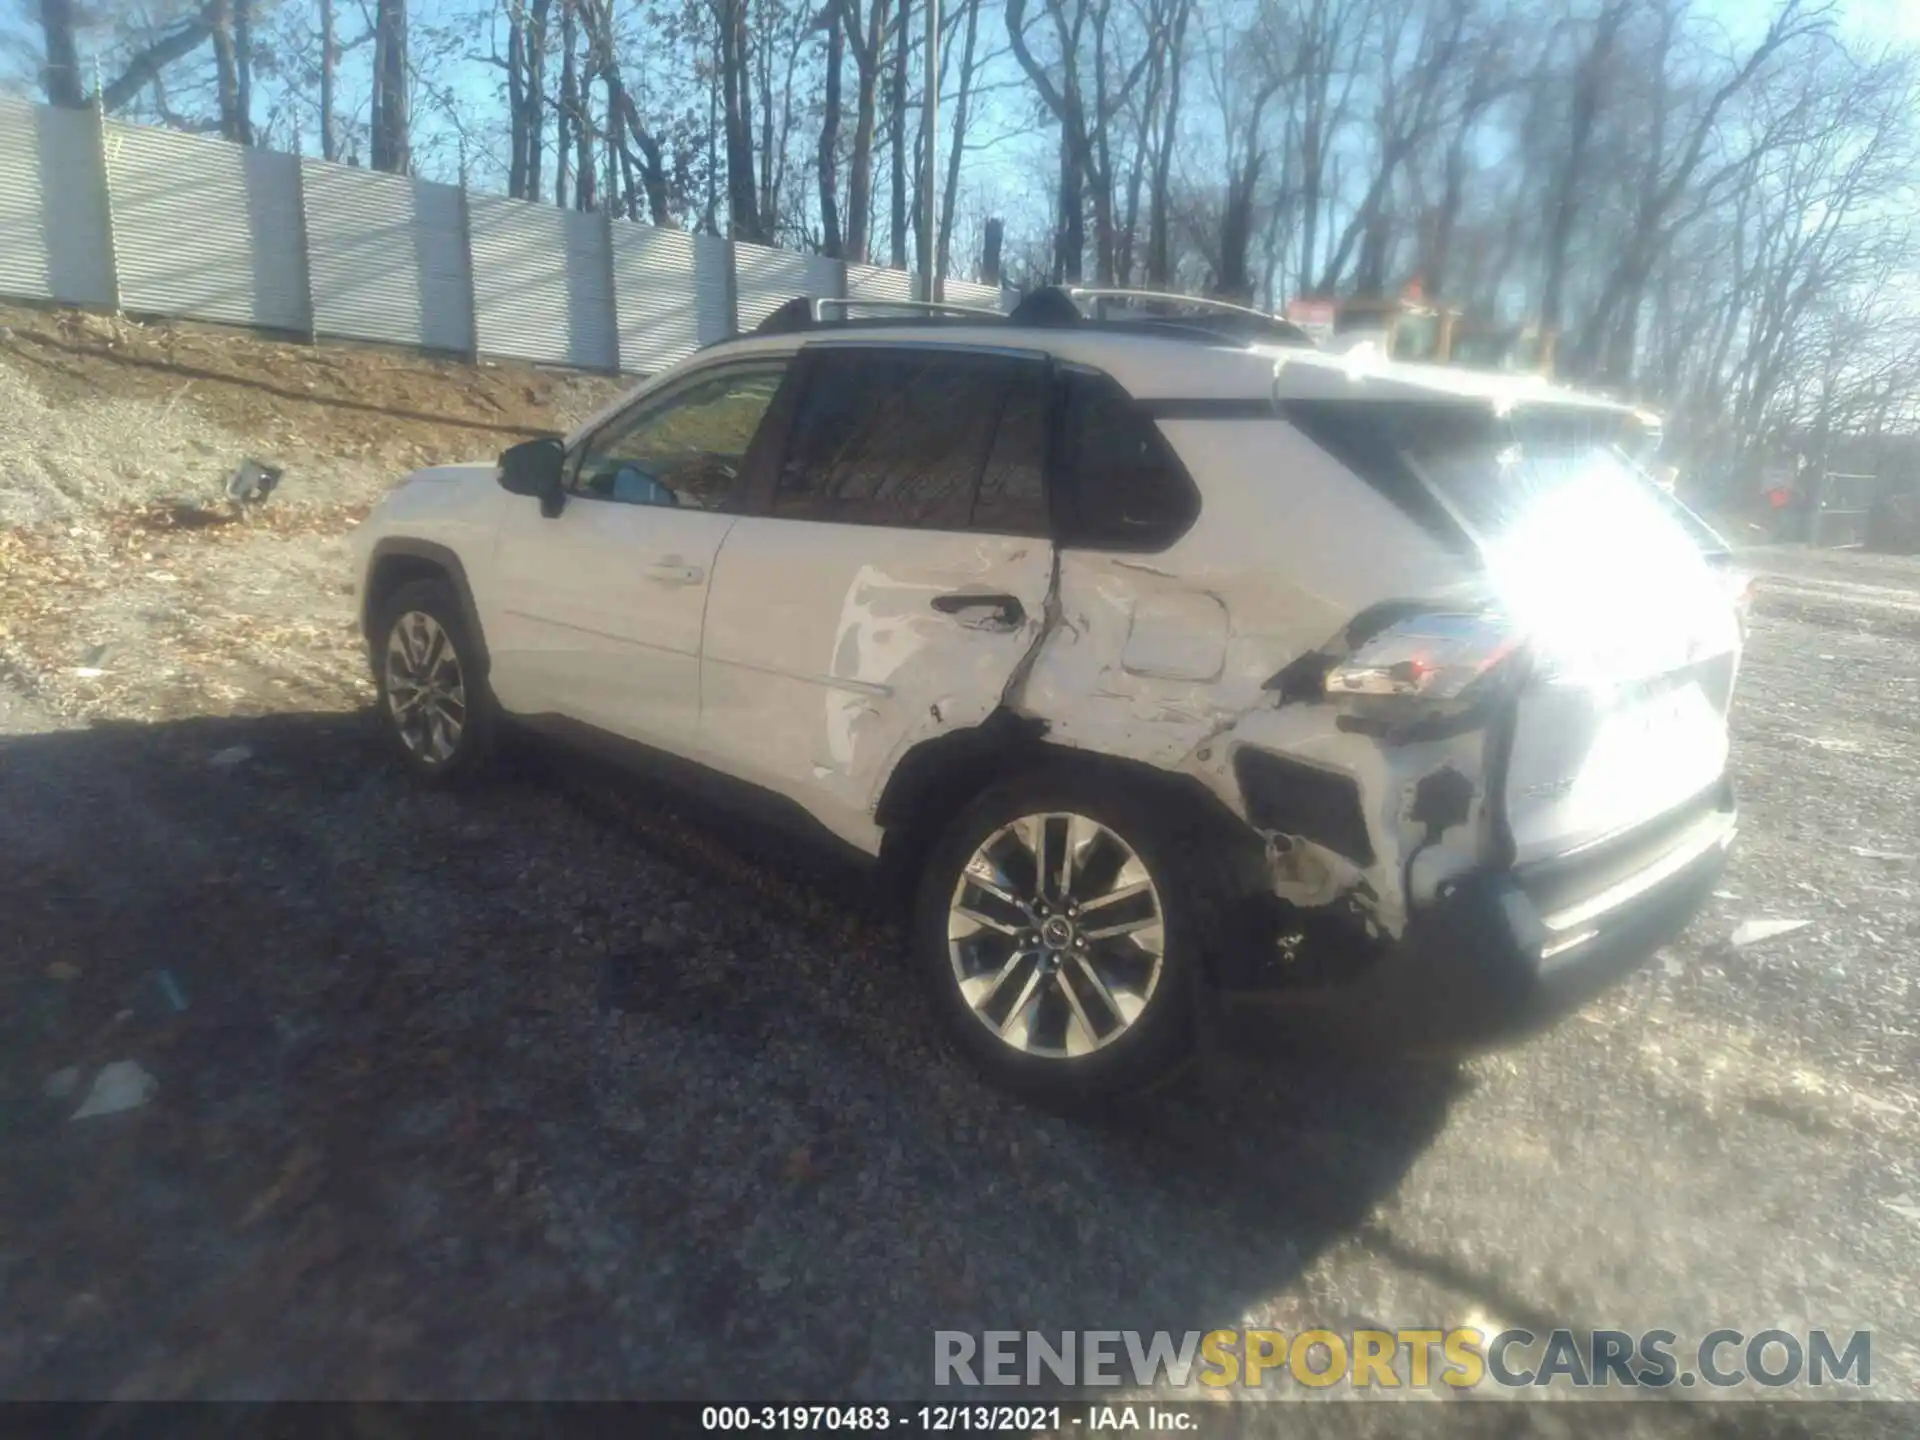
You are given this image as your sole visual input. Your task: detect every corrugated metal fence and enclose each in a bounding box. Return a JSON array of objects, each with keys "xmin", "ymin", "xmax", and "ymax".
[{"xmin": 0, "ymin": 96, "xmax": 1007, "ymax": 376}]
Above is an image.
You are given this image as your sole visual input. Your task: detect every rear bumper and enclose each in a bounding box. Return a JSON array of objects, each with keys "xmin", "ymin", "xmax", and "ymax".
[{"xmin": 1215, "ymin": 782, "xmax": 1736, "ymax": 1056}]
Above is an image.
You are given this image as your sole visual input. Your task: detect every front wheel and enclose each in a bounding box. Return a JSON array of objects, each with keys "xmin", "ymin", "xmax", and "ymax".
[
  {"xmin": 912, "ymin": 774, "xmax": 1202, "ymax": 1106},
  {"xmin": 371, "ymin": 577, "xmax": 498, "ymax": 784}
]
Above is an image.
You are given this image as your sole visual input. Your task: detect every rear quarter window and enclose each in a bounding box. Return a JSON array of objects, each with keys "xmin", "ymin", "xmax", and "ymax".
[
  {"xmin": 1054, "ymin": 368, "xmax": 1200, "ymax": 550},
  {"xmin": 1283, "ymin": 400, "xmax": 1700, "ymax": 555}
]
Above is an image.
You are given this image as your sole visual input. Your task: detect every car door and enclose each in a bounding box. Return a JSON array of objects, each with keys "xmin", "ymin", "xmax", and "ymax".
[
  {"xmin": 486, "ymin": 356, "xmax": 790, "ymax": 751},
  {"xmin": 696, "ymin": 345, "xmax": 1056, "ymax": 852}
]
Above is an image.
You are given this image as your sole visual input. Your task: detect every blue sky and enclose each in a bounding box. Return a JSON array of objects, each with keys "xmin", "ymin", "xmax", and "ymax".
[{"xmin": 1, "ymin": 0, "xmax": 1912, "ymax": 282}]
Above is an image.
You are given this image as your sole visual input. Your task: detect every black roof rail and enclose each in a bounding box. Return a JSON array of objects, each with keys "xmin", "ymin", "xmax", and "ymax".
[
  {"xmin": 739, "ymin": 286, "xmax": 1316, "ymax": 350},
  {"xmin": 816, "ymin": 297, "xmax": 1003, "ymax": 321},
  {"xmin": 1006, "ymin": 285, "xmax": 1317, "ymax": 348},
  {"xmin": 750, "ymin": 294, "xmax": 1003, "ymax": 336}
]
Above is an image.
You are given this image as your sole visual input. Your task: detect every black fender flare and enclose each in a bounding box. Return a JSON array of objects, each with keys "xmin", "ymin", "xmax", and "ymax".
[{"xmin": 362, "ymin": 538, "xmax": 492, "ymax": 676}]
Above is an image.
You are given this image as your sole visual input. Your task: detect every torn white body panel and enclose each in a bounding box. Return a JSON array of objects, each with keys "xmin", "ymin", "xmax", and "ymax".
[
  {"xmin": 696, "ymin": 518, "xmax": 1055, "ymax": 852},
  {"xmin": 1015, "ymin": 417, "xmax": 1477, "ymax": 771},
  {"xmin": 1185, "ymin": 704, "xmax": 1499, "ymax": 939}
]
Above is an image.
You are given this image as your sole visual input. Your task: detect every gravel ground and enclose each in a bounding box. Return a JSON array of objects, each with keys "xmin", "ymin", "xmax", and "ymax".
[
  {"xmin": 3, "ymin": 325, "xmax": 1917, "ymax": 1432},
  {"xmin": 1, "ymin": 552, "xmax": 1915, "ymax": 1433}
]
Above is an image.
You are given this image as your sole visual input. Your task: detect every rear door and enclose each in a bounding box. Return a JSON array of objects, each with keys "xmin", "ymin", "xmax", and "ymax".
[
  {"xmin": 696, "ymin": 344, "xmax": 1055, "ymax": 851},
  {"xmin": 486, "ymin": 357, "xmax": 789, "ymax": 749}
]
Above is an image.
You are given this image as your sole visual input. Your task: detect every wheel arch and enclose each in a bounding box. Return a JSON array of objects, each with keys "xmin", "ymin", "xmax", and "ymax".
[
  {"xmin": 873, "ymin": 710, "xmax": 1267, "ymax": 911},
  {"xmin": 363, "ymin": 539, "xmax": 491, "ymax": 675}
]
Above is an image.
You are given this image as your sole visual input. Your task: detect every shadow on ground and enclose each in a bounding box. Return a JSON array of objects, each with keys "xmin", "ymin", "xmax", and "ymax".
[{"xmin": 1, "ymin": 709, "xmax": 1474, "ymax": 1402}]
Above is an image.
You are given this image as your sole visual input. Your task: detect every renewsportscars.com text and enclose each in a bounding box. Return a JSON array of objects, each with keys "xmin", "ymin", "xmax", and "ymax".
[{"xmin": 933, "ymin": 1328, "xmax": 1872, "ymax": 1391}]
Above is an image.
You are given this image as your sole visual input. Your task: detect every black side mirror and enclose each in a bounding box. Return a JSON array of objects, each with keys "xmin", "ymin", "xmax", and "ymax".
[{"xmin": 498, "ymin": 437, "xmax": 566, "ymax": 516}]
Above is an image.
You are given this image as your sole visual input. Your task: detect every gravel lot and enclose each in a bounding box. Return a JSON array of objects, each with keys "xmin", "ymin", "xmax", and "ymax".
[{"xmin": 2, "ymin": 320, "xmax": 1917, "ymax": 1433}]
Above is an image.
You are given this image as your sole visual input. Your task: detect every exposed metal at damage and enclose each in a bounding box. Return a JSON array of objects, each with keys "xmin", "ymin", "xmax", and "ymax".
[{"xmin": 983, "ymin": 547, "xmax": 1498, "ymax": 950}]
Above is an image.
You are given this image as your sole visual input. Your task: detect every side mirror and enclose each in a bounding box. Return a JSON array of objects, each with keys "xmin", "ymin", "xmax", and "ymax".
[{"xmin": 498, "ymin": 437, "xmax": 565, "ymax": 516}]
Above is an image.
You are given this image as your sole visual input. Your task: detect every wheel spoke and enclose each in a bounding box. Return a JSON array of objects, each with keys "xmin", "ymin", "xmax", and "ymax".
[
  {"xmin": 1055, "ymin": 968, "xmax": 1101, "ymax": 1056},
  {"xmin": 962, "ymin": 863, "xmax": 1023, "ymax": 912},
  {"xmin": 1082, "ymin": 912, "xmax": 1161, "ymax": 941},
  {"xmin": 997, "ymin": 964, "xmax": 1044, "ymax": 1039},
  {"xmin": 959, "ymin": 947, "xmax": 1032, "ymax": 1009},
  {"xmin": 953, "ymin": 905, "xmax": 1022, "ymax": 938},
  {"xmin": 985, "ymin": 826, "xmax": 1038, "ymax": 898},
  {"xmin": 1076, "ymin": 877, "xmax": 1154, "ymax": 915},
  {"xmin": 1071, "ymin": 829, "xmax": 1128, "ymax": 900},
  {"xmin": 947, "ymin": 807, "xmax": 1166, "ymax": 1062},
  {"xmin": 1060, "ymin": 815, "xmax": 1087, "ymax": 904},
  {"xmin": 421, "ymin": 625, "xmax": 448, "ymax": 678},
  {"xmin": 1016, "ymin": 815, "xmax": 1047, "ymax": 896},
  {"xmin": 1072, "ymin": 950, "xmax": 1138, "ymax": 1025}
]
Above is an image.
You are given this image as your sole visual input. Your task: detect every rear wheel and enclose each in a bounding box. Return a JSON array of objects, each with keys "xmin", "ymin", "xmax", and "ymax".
[
  {"xmin": 913, "ymin": 773, "xmax": 1201, "ymax": 1106},
  {"xmin": 372, "ymin": 578, "xmax": 497, "ymax": 784}
]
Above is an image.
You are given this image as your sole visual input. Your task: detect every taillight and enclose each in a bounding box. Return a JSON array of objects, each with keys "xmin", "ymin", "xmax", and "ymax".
[{"xmin": 1324, "ymin": 612, "xmax": 1521, "ymax": 700}]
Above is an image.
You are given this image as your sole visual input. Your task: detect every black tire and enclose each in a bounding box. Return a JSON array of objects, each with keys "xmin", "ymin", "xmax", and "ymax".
[
  {"xmin": 370, "ymin": 577, "xmax": 499, "ymax": 785},
  {"xmin": 911, "ymin": 770, "xmax": 1204, "ymax": 1107}
]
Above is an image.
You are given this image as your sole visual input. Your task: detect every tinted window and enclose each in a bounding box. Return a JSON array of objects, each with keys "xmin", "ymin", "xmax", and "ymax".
[
  {"xmin": 1325, "ymin": 401, "xmax": 1684, "ymax": 540},
  {"xmin": 774, "ymin": 350, "xmax": 1044, "ymax": 531},
  {"xmin": 971, "ymin": 378, "xmax": 1049, "ymax": 535},
  {"xmin": 1056, "ymin": 369, "xmax": 1198, "ymax": 549},
  {"xmin": 573, "ymin": 361, "xmax": 785, "ymax": 509}
]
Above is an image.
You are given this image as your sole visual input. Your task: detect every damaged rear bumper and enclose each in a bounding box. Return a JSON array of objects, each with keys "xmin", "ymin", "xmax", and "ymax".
[{"xmin": 1213, "ymin": 779, "xmax": 1737, "ymax": 1056}]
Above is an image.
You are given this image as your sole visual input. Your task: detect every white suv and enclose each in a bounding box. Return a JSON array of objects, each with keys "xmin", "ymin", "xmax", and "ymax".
[{"xmin": 352, "ymin": 288, "xmax": 1742, "ymax": 1103}]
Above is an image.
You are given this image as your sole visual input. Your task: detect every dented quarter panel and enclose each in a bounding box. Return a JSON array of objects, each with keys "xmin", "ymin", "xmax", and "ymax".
[{"xmin": 1015, "ymin": 415, "xmax": 1475, "ymax": 776}]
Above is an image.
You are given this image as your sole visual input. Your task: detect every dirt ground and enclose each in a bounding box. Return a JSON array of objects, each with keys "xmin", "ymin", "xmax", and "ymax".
[
  {"xmin": 0, "ymin": 300, "xmax": 624, "ymax": 723},
  {"xmin": 2, "ymin": 312, "xmax": 1918, "ymax": 1432}
]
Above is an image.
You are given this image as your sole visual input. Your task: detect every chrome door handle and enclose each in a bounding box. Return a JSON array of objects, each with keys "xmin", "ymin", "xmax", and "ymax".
[{"xmin": 646, "ymin": 560, "xmax": 705, "ymax": 586}]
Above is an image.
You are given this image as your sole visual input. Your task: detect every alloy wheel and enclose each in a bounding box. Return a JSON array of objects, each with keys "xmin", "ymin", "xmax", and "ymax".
[
  {"xmin": 385, "ymin": 610, "xmax": 467, "ymax": 765},
  {"xmin": 946, "ymin": 812, "xmax": 1166, "ymax": 1060}
]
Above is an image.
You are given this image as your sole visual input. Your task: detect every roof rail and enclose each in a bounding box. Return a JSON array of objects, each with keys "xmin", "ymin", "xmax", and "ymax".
[
  {"xmin": 1002, "ymin": 286, "xmax": 1314, "ymax": 347},
  {"xmin": 1062, "ymin": 287, "xmax": 1316, "ymax": 347},
  {"xmin": 751, "ymin": 294, "xmax": 1003, "ymax": 336},
  {"xmin": 815, "ymin": 297, "xmax": 1003, "ymax": 321},
  {"xmin": 739, "ymin": 286, "xmax": 1315, "ymax": 350}
]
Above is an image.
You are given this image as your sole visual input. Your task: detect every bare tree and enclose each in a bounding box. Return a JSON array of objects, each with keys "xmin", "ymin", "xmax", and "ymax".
[
  {"xmin": 370, "ymin": 0, "xmax": 410, "ymax": 172},
  {"xmin": 818, "ymin": 0, "xmax": 846, "ymax": 255},
  {"xmin": 1006, "ymin": 0, "xmax": 1160, "ymax": 282},
  {"xmin": 936, "ymin": 0, "xmax": 985, "ymax": 277},
  {"xmin": 839, "ymin": 0, "xmax": 893, "ymax": 261},
  {"xmin": 1571, "ymin": 0, "xmax": 1836, "ymax": 382},
  {"xmin": 711, "ymin": 0, "xmax": 764, "ymax": 238},
  {"xmin": 39, "ymin": 0, "xmax": 86, "ymax": 105},
  {"xmin": 318, "ymin": 0, "xmax": 337, "ymax": 158}
]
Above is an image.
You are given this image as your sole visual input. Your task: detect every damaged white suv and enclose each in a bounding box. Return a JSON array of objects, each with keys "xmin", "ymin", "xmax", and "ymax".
[{"xmin": 352, "ymin": 288, "xmax": 1742, "ymax": 1103}]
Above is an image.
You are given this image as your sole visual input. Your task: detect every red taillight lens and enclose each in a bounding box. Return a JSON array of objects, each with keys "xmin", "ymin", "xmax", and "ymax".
[{"xmin": 1324, "ymin": 613, "xmax": 1521, "ymax": 700}]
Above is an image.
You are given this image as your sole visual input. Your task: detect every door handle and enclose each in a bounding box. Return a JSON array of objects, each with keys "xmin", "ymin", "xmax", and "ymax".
[
  {"xmin": 646, "ymin": 559, "xmax": 705, "ymax": 586},
  {"xmin": 932, "ymin": 592, "xmax": 1025, "ymax": 632}
]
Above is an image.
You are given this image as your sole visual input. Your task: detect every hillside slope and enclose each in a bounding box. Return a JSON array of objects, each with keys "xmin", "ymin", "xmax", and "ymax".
[{"xmin": 0, "ymin": 303, "xmax": 626, "ymax": 721}]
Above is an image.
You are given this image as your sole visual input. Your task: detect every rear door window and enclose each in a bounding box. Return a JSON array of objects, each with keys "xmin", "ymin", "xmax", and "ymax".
[{"xmin": 772, "ymin": 348, "xmax": 1048, "ymax": 533}]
